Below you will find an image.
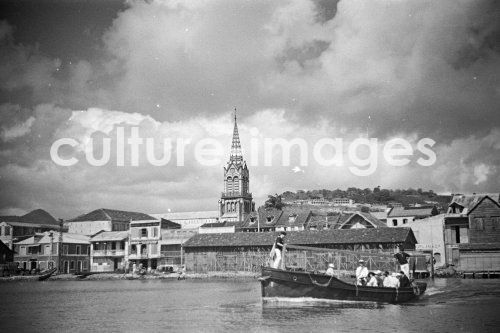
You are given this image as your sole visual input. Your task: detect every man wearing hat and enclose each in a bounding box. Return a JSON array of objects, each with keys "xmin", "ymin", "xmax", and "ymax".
[
  {"xmin": 355, "ymin": 259, "xmax": 368, "ymax": 285},
  {"xmin": 270, "ymin": 231, "xmax": 286, "ymax": 269}
]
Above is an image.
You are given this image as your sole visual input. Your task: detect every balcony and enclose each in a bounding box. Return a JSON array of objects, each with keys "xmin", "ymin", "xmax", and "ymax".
[
  {"xmin": 93, "ymin": 250, "xmax": 126, "ymax": 257},
  {"xmin": 221, "ymin": 192, "xmax": 253, "ymax": 199}
]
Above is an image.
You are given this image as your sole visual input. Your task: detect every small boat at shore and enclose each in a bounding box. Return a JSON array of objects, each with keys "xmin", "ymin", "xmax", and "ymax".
[
  {"xmin": 38, "ymin": 268, "xmax": 58, "ymax": 281},
  {"xmin": 260, "ymin": 266, "xmax": 427, "ymax": 304}
]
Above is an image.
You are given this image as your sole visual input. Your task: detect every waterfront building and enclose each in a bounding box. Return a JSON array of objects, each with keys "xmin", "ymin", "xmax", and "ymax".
[
  {"xmin": 89, "ymin": 231, "xmax": 129, "ymax": 272},
  {"xmin": 159, "ymin": 229, "xmax": 196, "ymax": 266},
  {"xmin": 218, "ymin": 113, "xmax": 255, "ymax": 223},
  {"xmin": 0, "ymin": 240, "xmax": 15, "ymax": 276},
  {"xmin": 150, "ymin": 211, "xmax": 219, "ymax": 230},
  {"xmin": 237, "ymin": 207, "xmax": 312, "ymax": 232},
  {"xmin": 199, "ymin": 221, "xmax": 236, "ymax": 234},
  {"xmin": 183, "ymin": 228, "xmax": 417, "ymax": 273},
  {"xmin": 386, "ymin": 206, "xmax": 439, "ymax": 227},
  {"xmin": 66, "ymin": 208, "xmax": 154, "ymax": 235},
  {"xmin": 0, "ymin": 209, "xmax": 60, "ymax": 249},
  {"xmin": 14, "ymin": 231, "xmax": 90, "ymax": 273},
  {"xmin": 406, "ymin": 214, "xmax": 447, "ymax": 267}
]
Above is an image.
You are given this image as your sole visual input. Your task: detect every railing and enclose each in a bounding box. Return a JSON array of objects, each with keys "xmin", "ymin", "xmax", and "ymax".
[
  {"xmin": 221, "ymin": 192, "xmax": 253, "ymax": 198},
  {"xmin": 93, "ymin": 250, "xmax": 126, "ymax": 257},
  {"xmin": 160, "ymin": 251, "xmax": 181, "ymax": 257},
  {"xmin": 128, "ymin": 253, "xmax": 149, "ymax": 259}
]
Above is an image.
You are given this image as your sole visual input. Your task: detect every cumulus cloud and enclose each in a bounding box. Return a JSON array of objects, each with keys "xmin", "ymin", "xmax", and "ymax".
[{"xmin": 0, "ymin": 0, "xmax": 499, "ymax": 216}]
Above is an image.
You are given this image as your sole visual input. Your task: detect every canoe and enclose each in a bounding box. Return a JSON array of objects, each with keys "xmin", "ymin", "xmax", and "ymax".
[
  {"xmin": 260, "ymin": 266, "xmax": 426, "ymax": 304},
  {"xmin": 38, "ymin": 267, "xmax": 58, "ymax": 281}
]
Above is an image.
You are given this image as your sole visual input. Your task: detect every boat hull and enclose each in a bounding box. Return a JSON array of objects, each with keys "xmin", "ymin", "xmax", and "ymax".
[
  {"xmin": 38, "ymin": 267, "xmax": 58, "ymax": 281},
  {"xmin": 260, "ymin": 267, "xmax": 426, "ymax": 304}
]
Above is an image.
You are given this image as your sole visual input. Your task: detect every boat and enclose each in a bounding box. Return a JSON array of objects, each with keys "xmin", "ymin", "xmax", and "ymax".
[
  {"xmin": 38, "ymin": 267, "xmax": 58, "ymax": 281},
  {"xmin": 260, "ymin": 266, "xmax": 427, "ymax": 303}
]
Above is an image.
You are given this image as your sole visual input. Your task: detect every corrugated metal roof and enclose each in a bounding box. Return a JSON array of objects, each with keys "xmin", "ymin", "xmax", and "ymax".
[
  {"xmin": 387, "ymin": 207, "xmax": 436, "ymax": 218},
  {"xmin": 68, "ymin": 208, "xmax": 154, "ymax": 222},
  {"xmin": 90, "ymin": 231, "xmax": 128, "ymax": 242}
]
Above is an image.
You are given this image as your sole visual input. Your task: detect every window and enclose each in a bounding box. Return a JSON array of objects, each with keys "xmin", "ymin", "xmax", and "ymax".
[
  {"xmin": 0, "ymin": 226, "xmax": 3, "ymax": 235},
  {"xmin": 63, "ymin": 245, "xmax": 68, "ymax": 254},
  {"xmin": 249, "ymin": 217, "xmax": 256, "ymax": 224},
  {"xmin": 153, "ymin": 227, "xmax": 158, "ymax": 238},
  {"xmin": 267, "ymin": 216, "xmax": 274, "ymax": 223},
  {"xmin": 45, "ymin": 245, "xmax": 51, "ymax": 255},
  {"xmin": 5, "ymin": 226, "xmax": 10, "ymax": 236},
  {"xmin": 70, "ymin": 261, "xmax": 75, "ymax": 270},
  {"xmin": 83, "ymin": 261, "xmax": 88, "ymax": 270},
  {"xmin": 455, "ymin": 226, "xmax": 460, "ymax": 244},
  {"xmin": 120, "ymin": 241, "xmax": 125, "ymax": 250},
  {"xmin": 141, "ymin": 228, "xmax": 148, "ymax": 237},
  {"xmin": 131, "ymin": 244, "xmax": 137, "ymax": 254},
  {"xmin": 392, "ymin": 219, "xmax": 398, "ymax": 227},
  {"xmin": 474, "ymin": 217, "xmax": 484, "ymax": 230},
  {"xmin": 20, "ymin": 246, "xmax": 26, "ymax": 255},
  {"xmin": 403, "ymin": 219, "xmax": 408, "ymax": 224},
  {"xmin": 111, "ymin": 242, "xmax": 116, "ymax": 250},
  {"xmin": 76, "ymin": 245, "xmax": 81, "ymax": 255}
]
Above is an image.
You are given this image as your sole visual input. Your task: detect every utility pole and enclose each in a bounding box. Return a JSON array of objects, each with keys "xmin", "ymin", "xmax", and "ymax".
[{"xmin": 58, "ymin": 219, "xmax": 64, "ymax": 274}]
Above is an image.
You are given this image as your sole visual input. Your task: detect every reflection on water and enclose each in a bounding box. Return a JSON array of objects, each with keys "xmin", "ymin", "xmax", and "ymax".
[{"xmin": 0, "ymin": 278, "xmax": 499, "ymax": 332}]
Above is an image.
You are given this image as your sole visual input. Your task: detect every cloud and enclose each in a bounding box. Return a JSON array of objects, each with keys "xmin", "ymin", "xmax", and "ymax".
[{"xmin": 1, "ymin": 116, "xmax": 35, "ymax": 141}]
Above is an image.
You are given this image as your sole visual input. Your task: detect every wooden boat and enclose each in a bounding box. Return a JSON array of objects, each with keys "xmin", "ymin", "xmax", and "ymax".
[
  {"xmin": 260, "ymin": 266, "xmax": 427, "ymax": 304},
  {"xmin": 38, "ymin": 267, "xmax": 58, "ymax": 281}
]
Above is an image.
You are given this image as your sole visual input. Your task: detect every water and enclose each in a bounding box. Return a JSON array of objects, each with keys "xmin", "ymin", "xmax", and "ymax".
[{"xmin": 1, "ymin": 278, "xmax": 499, "ymax": 332}]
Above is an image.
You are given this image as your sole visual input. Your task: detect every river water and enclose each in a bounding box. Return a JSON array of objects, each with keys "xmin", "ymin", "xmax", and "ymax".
[{"xmin": 1, "ymin": 278, "xmax": 499, "ymax": 332}]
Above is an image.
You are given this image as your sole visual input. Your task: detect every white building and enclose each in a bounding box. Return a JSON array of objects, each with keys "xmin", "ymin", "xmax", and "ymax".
[{"xmin": 151, "ymin": 211, "xmax": 219, "ymax": 230}]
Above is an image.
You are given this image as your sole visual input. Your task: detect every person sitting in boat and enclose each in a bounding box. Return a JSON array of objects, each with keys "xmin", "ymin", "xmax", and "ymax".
[
  {"xmin": 374, "ymin": 270, "xmax": 384, "ymax": 286},
  {"xmin": 355, "ymin": 259, "xmax": 369, "ymax": 285},
  {"xmin": 270, "ymin": 231, "xmax": 286, "ymax": 269},
  {"xmin": 399, "ymin": 270, "xmax": 411, "ymax": 288},
  {"xmin": 366, "ymin": 272, "xmax": 378, "ymax": 287},
  {"xmin": 325, "ymin": 263, "xmax": 335, "ymax": 276},
  {"xmin": 383, "ymin": 271, "xmax": 400, "ymax": 288}
]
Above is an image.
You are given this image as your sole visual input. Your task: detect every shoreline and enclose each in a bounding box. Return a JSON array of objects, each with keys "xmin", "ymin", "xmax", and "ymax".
[{"xmin": 0, "ymin": 271, "xmax": 261, "ymax": 282}]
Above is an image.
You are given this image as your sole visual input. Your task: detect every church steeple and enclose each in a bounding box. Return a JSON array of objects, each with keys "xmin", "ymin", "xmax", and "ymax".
[
  {"xmin": 230, "ymin": 108, "xmax": 243, "ymax": 164},
  {"xmin": 218, "ymin": 108, "xmax": 255, "ymax": 224}
]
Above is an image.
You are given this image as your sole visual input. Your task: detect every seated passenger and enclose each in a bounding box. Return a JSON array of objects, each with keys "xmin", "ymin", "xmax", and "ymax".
[
  {"xmin": 382, "ymin": 271, "xmax": 400, "ymax": 288},
  {"xmin": 374, "ymin": 270, "xmax": 384, "ymax": 287},
  {"xmin": 366, "ymin": 272, "xmax": 378, "ymax": 287},
  {"xmin": 325, "ymin": 263, "xmax": 335, "ymax": 276},
  {"xmin": 399, "ymin": 271, "xmax": 411, "ymax": 288}
]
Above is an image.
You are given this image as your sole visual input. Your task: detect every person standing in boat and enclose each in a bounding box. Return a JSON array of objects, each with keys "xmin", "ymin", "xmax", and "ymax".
[
  {"xmin": 355, "ymin": 259, "xmax": 369, "ymax": 285},
  {"xmin": 270, "ymin": 231, "xmax": 286, "ymax": 269},
  {"xmin": 394, "ymin": 245, "xmax": 411, "ymax": 277},
  {"xmin": 325, "ymin": 263, "xmax": 335, "ymax": 276}
]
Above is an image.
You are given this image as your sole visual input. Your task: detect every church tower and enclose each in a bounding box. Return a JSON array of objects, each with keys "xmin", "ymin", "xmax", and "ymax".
[{"xmin": 218, "ymin": 111, "xmax": 255, "ymax": 222}]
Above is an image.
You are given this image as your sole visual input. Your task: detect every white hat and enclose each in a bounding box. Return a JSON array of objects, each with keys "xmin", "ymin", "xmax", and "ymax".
[
  {"xmin": 374, "ymin": 270, "xmax": 382, "ymax": 275},
  {"xmin": 358, "ymin": 259, "xmax": 365, "ymax": 263},
  {"xmin": 328, "ymin": 263, "xmax": 335, "ymax": 268}
]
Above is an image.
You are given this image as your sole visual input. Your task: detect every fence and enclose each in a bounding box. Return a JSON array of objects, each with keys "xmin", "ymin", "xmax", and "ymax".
[{"xmin": 187, "ymin": 246, "xmax": 426, "ymax": 276}]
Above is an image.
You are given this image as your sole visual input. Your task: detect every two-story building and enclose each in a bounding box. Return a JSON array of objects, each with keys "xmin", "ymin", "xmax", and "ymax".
[
  {"xmin": 89, "ymin": 231, "xmax": 128, "ymax": 272},
  {"xmin": 14, "ymin": 231, "xmax": 90, "ymax": 273},
  {"xmin": 387, "ymin": 206, "xmax": 439, "ymax": 227}
]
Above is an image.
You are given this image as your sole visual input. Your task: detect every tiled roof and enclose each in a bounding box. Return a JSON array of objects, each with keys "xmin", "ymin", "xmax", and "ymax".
[
  {"xmin": 15, "ymin": 232, "xmax": 90, "ymax": 245},
  {"xmin": 3, "ymin": 221, "xmax": 63, "ymax": 229},
  {"xmin": 387, "ymin": 207, "xmax": 436, "ymax": 218},
  {"xmin": 0, "ymin": 216, "xmax": 21, "ymax": 222},
  {"xmin": 200, "ymin": 222, "xmax": 228, "ymax": 228},
  {"xmin": 338, "ymin": 212, "xmax": 387, "ymax": 228},
  {"xmin": 307, "ymin": 213, "xmax": 349, "ymax": 229},
  {"xmin": 183, "ymin": 228, "xmax": 415, "ymax": 248},
  {"xmin": 275, "ymin": 207, "xmax": 312, "ymax": 228},
  {"xmin": 21, "ymin": 209, "xmax": 58, "ymax": 225},
  {"xmin": 449, "ymin": 193, "xmax": 499, "ymax": 211},
  {"xmin": 68, "ymin": 208, "xmax": 154, "ymax": 222},
  {"xmin": 90, "ymin": 231, "xmax": 128, "ymax": 242}
]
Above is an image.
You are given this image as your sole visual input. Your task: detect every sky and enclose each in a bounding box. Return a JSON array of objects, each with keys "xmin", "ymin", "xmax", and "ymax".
[{"xmin": 0, "ymin": 0, "xmax": 499, "ymax": 219}]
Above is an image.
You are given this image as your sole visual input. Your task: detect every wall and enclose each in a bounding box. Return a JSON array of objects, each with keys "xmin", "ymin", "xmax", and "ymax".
[
  {"xmin": 468, "ymin": 199, "xmax": 500, "ymax": 244},
  {"xmin": 66, "ymin": 220, "xmax": 112, "ymax": 235},
  {"xmin": 408, "ymin": 214, "xmax": 446, "ymax": 267}
]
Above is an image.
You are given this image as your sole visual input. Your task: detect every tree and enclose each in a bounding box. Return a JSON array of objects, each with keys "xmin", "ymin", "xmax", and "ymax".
[{"xmin": 265, "ymin": 194, "xmax": 286, "ymax": 210}]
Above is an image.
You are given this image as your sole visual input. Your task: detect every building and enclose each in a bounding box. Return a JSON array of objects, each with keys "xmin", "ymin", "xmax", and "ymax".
[
  {"xmin": 0, "ymin": 209, "xmax": 60, "ymax": 249},
  {"xmin": 306, "ymin": 212, "xmax": 350, "ymax": 230},
  {"xmin": 151, "ymin": 211, "xmax": 219, "ymax": 230},
  {"xmin": 159, "ymin": 229, "xmax": 196, "ymax": 266},
  {"xmin": 199, "ymin": 221, "xmax": 236, "ymax": 234},
  {"xmin": 218, "ymin": 113, "xmax": 255, "ymax": 223},
  {"xmin": 331, "ymin": 198, "xmax": 355, "ymax": 206},
  {"xmin": 14, "ymin": 231, "xmax": 90, "ymax": 273},
  {"xmin": 89, "ymin": 231, "xmax": 129, "ymax": 272},
  {"xmin": 387, "ymin": 206, "xmax": 439, "ymax": 227},
  {"xmin": 183, "ymin": 228, "xmax": 417, "ymax": 273},
  {"xmin": 236, "ymin": 206, "xmax": 312, "ymax": 232},
  {"xmin": 0, "ymin": 240, "xmax": 15, "ymax": 276},
  {"xmin": 337, "ymin": 212, "xmax": 387, "ymax": 229},
  {"xmin": 406, "ymin": 214, "xmax": 447, "ymax": 267},
  {"xmin": 66, "ymin": 208, "xmax": 155, "ymax": 235}
]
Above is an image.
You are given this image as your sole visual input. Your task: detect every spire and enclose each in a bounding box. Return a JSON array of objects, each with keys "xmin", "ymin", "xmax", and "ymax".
[{"xmin": 230, "ymin": 108, "xmax": 243, "ymax": 163}]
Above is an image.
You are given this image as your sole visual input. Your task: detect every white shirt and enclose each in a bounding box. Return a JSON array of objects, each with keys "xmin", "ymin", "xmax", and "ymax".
[
  {"xmin": 366, "ymin": 276, "xmax": 378, "ymax": 287},
  {"xmin": 325, "ymin": 267, "xmax": 335, "ymax": 276},
  {"xmin": 383, "ymin": 275, "xmax": 400, "ymax": 288},
  {"xmin": 356, "ymin": 266, "xmax": 368, "ymax": 280}
]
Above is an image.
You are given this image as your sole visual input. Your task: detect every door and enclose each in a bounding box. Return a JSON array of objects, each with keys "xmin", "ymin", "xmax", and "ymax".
[
  {"xmin": 78, "ymin": 261, "xmax": 82, "ymax": 272},
  {"xmin": 113, "ymin": 258, "xmax": 119, "ymax": 271},
  {"xmin": 64, "ymin": 261, "xmax": 69, "ymax": 274}
]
